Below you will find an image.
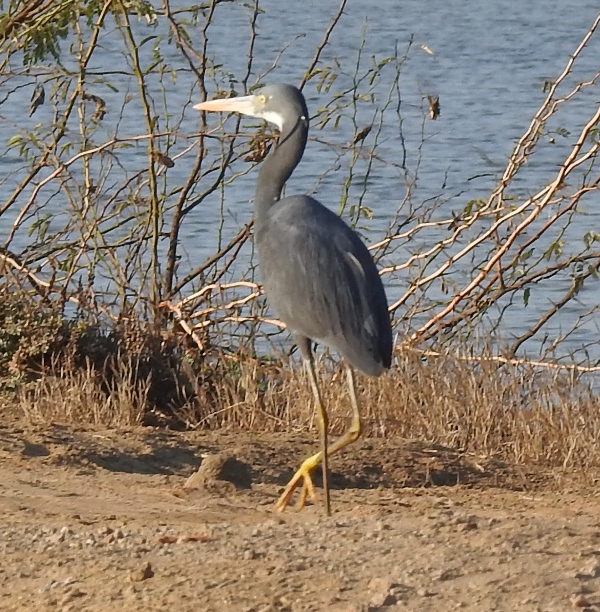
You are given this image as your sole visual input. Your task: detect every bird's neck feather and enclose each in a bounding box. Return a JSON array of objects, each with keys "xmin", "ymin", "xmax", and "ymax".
[{"xmin": 254, "ymin": 116, "xmax": 307, "ymax": 228}]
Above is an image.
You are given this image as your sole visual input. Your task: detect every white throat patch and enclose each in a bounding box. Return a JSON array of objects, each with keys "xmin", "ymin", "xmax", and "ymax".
[{"xmin": 261, "ymin": 110, "xmax": 285, "ymax": 130}]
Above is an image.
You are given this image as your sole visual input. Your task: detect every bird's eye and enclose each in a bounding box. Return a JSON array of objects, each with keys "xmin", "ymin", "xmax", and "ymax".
[{"xmin": 257, "ymin": 94, "xmax": 267, "ymax": 105}]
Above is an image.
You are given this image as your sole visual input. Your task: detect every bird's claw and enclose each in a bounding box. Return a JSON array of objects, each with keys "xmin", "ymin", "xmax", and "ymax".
[{"xmin": 275, "ymin": 462, "xmax": 317, "ymax": 512}]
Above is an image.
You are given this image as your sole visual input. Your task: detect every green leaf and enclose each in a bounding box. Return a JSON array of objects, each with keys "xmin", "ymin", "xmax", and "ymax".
[
  {"xmin": 583, "ymin": 231, "xmax": 600, "ymax": 249},
  {"xmin": 139, "ymin": 35, "xmax": 157, "ymax": 47},
  {"xmin": 520, "ymin": 248, "xmax": 534, "ymax": 262},
  {"xmin": 6, "ymin": 135, "xmax": 22, "ymax": 149}
]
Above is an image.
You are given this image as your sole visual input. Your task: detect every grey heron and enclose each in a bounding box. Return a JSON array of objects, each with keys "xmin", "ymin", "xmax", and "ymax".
[{"xmin": 195, "ymin": 84, "xmax": 392, "ymax": 515}]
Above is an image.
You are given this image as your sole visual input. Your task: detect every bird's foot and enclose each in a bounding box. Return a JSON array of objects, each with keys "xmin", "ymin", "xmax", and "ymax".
[{"xmin": 275, "ymin": 454, "xmax": 320, "ymax": 512}]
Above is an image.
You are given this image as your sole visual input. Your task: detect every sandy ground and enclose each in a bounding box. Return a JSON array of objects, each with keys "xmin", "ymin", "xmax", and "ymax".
[{"xmin": 1, "ymin": 420, "xmax": 599, "ymax": 612}]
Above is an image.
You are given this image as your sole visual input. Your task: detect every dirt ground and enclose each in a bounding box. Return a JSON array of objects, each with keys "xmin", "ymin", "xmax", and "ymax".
[{"xmin": 1, "ymin": 420, "xmax": 599, "ymax": 612}]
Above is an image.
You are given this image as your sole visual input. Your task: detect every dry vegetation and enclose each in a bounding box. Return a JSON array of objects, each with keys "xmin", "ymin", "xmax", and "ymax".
[
  {"xmin": 1, "ymin": 2, "xmax": 600, "ymax": 483},
  {"xmin": 2, "ymin": 284, "xmax": 600, "ymax": 480}
]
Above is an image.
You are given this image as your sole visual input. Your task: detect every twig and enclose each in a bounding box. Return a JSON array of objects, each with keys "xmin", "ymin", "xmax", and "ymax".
[{"xmin": 299, "ymin": 0, "xmax": 348, "ymax": 90}]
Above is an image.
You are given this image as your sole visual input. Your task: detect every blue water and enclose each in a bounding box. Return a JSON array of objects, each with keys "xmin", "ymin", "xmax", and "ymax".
[{"xmin": 1, "ymin": 0, "xmax": 599, "ymax": 365}]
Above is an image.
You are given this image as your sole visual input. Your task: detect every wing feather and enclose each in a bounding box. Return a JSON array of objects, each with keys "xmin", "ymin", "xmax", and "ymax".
[{"xmin": 256, "ymin": 195, "xmax": 392, "ymax": 375}]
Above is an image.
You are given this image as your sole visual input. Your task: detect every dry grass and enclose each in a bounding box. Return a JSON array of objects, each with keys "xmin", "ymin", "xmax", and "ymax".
[
  {"xmin": 2, "ymin": 287, "xmax": 599, "ymax": 475},
  {"xmin": 8, "ymin": 340, "xmax": 600, "ymax": 478},
  {"xmin": 188, "ymin": 349, "xmax": 600, "ymax": 475},
  {"xmin": 17, "ymin": 360, "xmax": 150, "ymax": 427}
]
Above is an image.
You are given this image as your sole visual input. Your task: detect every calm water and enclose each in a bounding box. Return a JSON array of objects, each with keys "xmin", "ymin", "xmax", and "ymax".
[{"xmin": 2, "ymin": 0, "xmax": 600, "ymax": 364}]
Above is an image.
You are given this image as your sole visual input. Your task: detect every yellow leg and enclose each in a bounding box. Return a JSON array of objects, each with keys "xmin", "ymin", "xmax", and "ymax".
[
  {"xmin": 307, "ymin": 355, "xmax": 331, "ymax": 516},
  {"xmin": 275, "ymin": 364, "xmax": 362, "ymax": 513},
  {"xmin": 275, "ymin": 354, "xmax": 330, "ymax": 514}
]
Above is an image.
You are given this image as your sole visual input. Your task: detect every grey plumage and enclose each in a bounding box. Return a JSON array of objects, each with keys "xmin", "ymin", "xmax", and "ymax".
[
  {"xmin": 195, "ymin": 83, "xmax": 392, "ymax": 515},
  {"xmin": 257, "ymin": 194, "xmax": 391, "ymax": 376}
]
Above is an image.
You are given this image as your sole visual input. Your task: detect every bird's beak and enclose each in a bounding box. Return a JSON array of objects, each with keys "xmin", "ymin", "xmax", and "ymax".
[{"xmin": 194, "ymin": 94, "xmax": 256, "ymax": 117}]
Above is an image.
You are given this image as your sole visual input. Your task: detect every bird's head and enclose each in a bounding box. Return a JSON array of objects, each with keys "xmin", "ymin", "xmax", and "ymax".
[{"xmin": 194, "ymin": 83, "xmax": 308, "ymax": 131}]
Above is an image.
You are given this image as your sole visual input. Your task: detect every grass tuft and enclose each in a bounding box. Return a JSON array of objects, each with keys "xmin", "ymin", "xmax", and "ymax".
[{"xmin": 2, "ymin": 286, "xmax": 599, "ymax": 478}]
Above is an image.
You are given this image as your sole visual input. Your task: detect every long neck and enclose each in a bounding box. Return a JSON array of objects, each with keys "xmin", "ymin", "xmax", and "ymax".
[{"xmin": 254, "ymin": 115, "xmax": 308, "ymax": 228}]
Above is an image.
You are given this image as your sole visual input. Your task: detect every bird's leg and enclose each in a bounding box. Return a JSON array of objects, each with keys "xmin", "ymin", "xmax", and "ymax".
[
  {"xmin": 275, "ymin": 339, "xmax": 331, "ymax": 515},
  {"xmin": 275, "ymin": 364, "xmax": 363, "ymax": 514},
  {"xmin": 338, "ymin": 364, "xmax": 363, "ymax": 448},
  {"xmin": 317, "ymin": 364, "xmax": 363, "ymax": 454},
  {"xmin": 305, "ymin": 353, "xmax": 331, "ymax": 515}
]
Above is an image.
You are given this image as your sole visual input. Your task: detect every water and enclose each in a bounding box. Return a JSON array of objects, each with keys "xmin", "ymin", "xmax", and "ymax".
[{"xmin": 1, "ymin": 0, "xmax": 599, "ymax": 366}]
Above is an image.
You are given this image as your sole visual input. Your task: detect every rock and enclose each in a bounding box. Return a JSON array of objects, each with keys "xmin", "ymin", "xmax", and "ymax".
[
  {"xmin": 575, "ymin": 559, "xmax": 600, "ymax": 579},
  {"xmin": 97, "ymin": 526, "xmax": 114, "ymax": 536},
  {"xmin": 59, "ymin": 588, "xmax": 85, "ymax": 604},
  {"xmin": 370, "ymin": 591, "xmax": 397, "ymax": 607},
  {"xmin": 436, "ymin": 567, "xmax": 462, "ymax": 581},
  {"xmin": 390, "ymin": 584, "xmax": 414, "ymax": 602},
  {"xmin": 374, "ymin": 521, "xmax": 391, "ymax": 532},
  {"xmin": 338, "ymin": 605, "xmax": 367, "ymax": 612},
  {"xmin": 122, "ymin": 585, "xmax": 137, "ymax": 598},
  {"xmin": 453, "ymin": 515, "xmax": 478, "ymax": 531},
  {"xmin": 457, "ymin": 520, "xmax": 478, "ymax": 532},
  {"xmin": 570, "ymin": 593, "xmax": 592, "ymax": 607},
  {"xmin": 49, "ymin": 532, "xmax": 66, "ymax": 545},
  {"xmin": 243, "ymin": 549, "xmax": 259, "ymax": 560},
  {"xmin": 368, "ymin": 577, "xmax": 394, "ymax": 593},
  {"xmin": 368, "ymin": 577, "xmax": 397, "ymax": 607},
  {"xmin": 184, "ymin": 453, "xmax": 252, "ymax": 490},
  {"xmin": 129, "ymin": 561, "xmax": 154, "ymax": 582}
]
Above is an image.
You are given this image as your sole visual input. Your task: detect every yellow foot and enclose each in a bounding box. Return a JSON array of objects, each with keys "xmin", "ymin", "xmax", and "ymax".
[{"xmin": 275, "ymin": 454, "xmax": 321, "ymax": 512}]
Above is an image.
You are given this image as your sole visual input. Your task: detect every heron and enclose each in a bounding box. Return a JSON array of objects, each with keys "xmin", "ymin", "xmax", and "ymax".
[{"xmin": 194, "ymin": 84, "xmax": 392, "ymax": 515}]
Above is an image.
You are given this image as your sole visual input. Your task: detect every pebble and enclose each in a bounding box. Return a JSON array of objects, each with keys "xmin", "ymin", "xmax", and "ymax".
[
  {"xmin": 60, "ymin": 588, "xmax": 85, "ymax": 604},
  {"xmin": 338, "ymin": 605, "xmax": 367, "ymax": 612},
  {"xmin": 368, "ymin": 577, "xmax": 394, "ymax": 593},
  {"xmin": 129, "ymin": 561, "xmax": 154, "ymax": 582},
  {"xmin": 436, "ymin": 567, "xmax": 461, "ymax": 581},
  {"xmin": 367, "ymin": 577, "xmax": 398, "ymax": 607},
  {"xmin": 575, "ymin": 559, "xmax": 600, "ymax": 579},
  {"xmin": 374, "ymin": 521, "xmax": 391, "ymax": 532},
  {"xmin": 98, "ymin": 526, "xmax": 114, "ymax": 536},
  {"xmin": 452, "ymin": 515, "xmax": 479, "ymax": 531},
  {"xmin": 370, "ymin": 591, "xmax": 397, "ymax": 607},
  {"xmin": 1, "ymin": 450, "xmax": 599, "ymax": 612},
  {"xmin": 570, "ymin": 593, "xmax": 592, "ymax": 607},
  {"xmin": 122, "ymin": 585, "xmax": 137, "ymax": 598}
]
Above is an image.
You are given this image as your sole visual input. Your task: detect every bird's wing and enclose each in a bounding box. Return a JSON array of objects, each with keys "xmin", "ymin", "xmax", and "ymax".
[{"xmin": 257, "ymin": 196, "xmax": 391, "ymax": 374}]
